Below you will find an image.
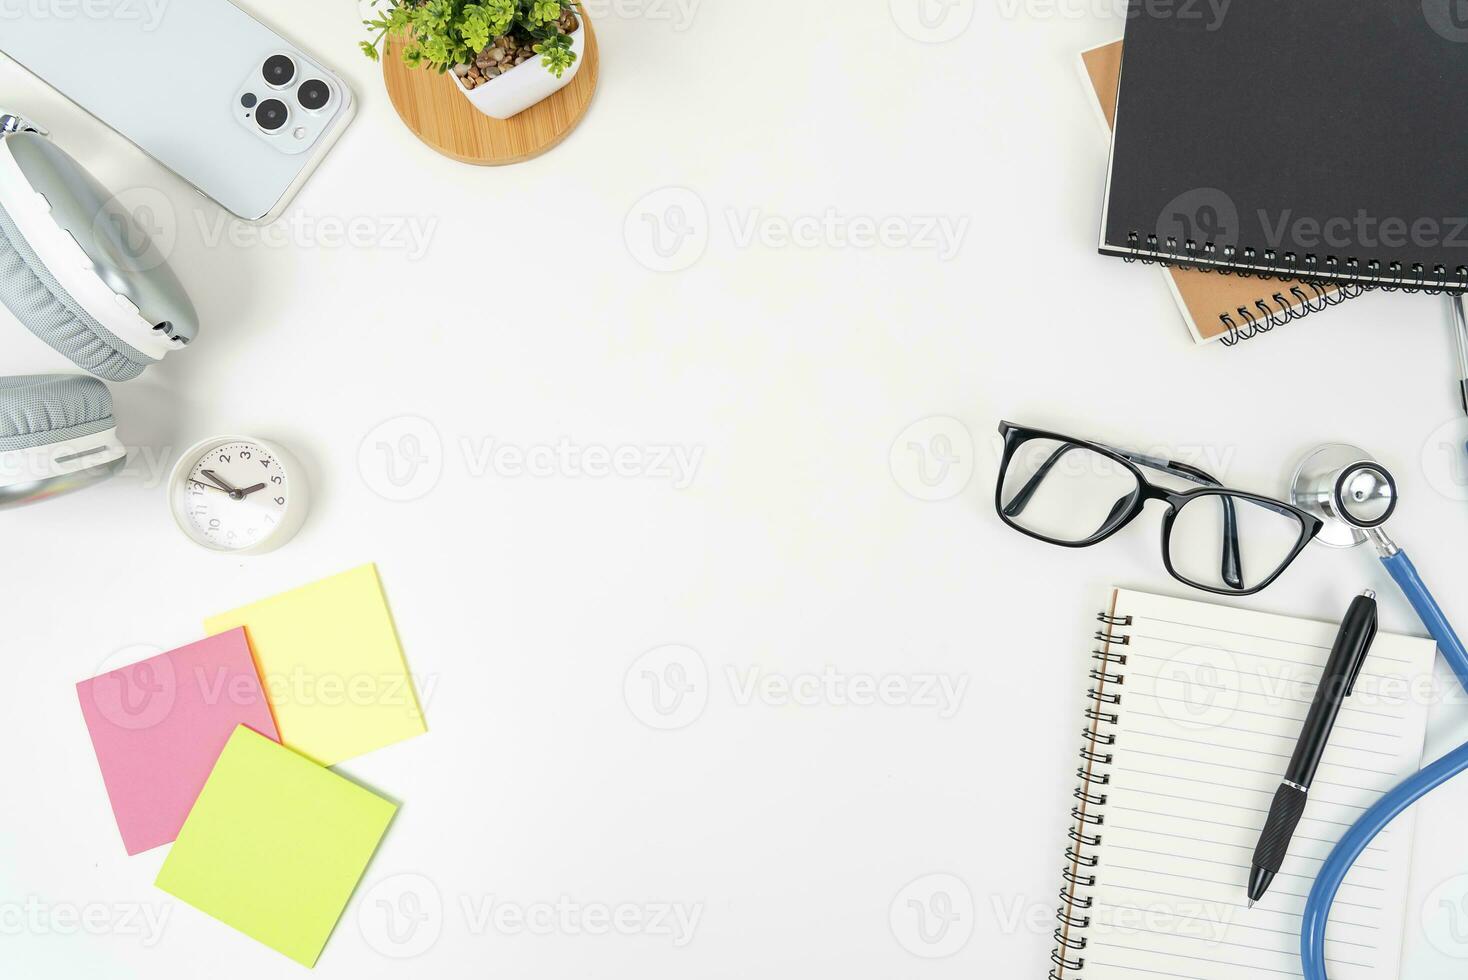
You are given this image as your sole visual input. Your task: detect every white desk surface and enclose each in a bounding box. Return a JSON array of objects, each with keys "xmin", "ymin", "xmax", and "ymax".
[{"xmin": 5, "ymin": 2, "xmax": 1468, "ymax": 977}]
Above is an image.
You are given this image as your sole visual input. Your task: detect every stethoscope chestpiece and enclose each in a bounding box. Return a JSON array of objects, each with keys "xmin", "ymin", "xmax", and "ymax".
[
  {"xmin": 1290, "ymin": 444, "xmax": 1380, "ymax": 548},
  {"xmin": 1332, "ymin": 461, "xmax": 1397, "ymax": 530}
]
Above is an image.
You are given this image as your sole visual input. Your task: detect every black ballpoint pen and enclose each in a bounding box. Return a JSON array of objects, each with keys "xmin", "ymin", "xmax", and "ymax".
[
  {"xmin": 1247, "ymin": 590, "xmax": 1379, "ymax": 908},
  {"xmin": 1451, "ymin": 294, "xmax": 1468, "ymax": 417}
]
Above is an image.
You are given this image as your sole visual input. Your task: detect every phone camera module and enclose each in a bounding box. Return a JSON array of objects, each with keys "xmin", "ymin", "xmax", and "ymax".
[
  {"xmin": 262, "ymin": 54, "xmax": 296, "ymax": 88},
  {"xmin": 256, "ymin": 98, "xmax": 289, "ymax": 132},
  {"xmin": 297, "ymin": 79, "xmax": 331, "ymax": 112}
]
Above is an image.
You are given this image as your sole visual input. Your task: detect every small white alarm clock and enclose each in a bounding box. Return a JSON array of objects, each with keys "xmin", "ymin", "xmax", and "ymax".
[{"xmin": 168, "ymin": 436, "xmax": 308, "ymax": 554}]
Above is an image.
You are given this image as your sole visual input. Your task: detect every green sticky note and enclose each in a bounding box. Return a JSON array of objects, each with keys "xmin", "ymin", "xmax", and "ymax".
[{"xmin": 155, "ymin": 726, "xmax": 397, "ymax": 967}]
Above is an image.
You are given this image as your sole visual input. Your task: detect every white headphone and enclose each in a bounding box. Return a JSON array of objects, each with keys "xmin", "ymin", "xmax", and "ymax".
[{"xmin": 0, "ymin": 110, "xmax": 197, "ymax": 507}]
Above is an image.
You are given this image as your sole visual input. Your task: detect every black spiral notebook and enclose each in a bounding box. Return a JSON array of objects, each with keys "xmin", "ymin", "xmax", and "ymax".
[{"xmin": 1099, "ymin": 2, "xmax": 1468, "ymax": 291}]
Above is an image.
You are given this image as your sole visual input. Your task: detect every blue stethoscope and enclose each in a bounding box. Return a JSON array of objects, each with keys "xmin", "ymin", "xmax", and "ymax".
[{"xmin": 1288, "ymin": 445, "xmax": 1468, "ymax": 979}]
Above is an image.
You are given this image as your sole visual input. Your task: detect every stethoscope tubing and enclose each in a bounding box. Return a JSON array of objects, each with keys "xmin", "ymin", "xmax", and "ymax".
[
  {"xmin": 1382, "ymin": 550, "xmax": 1468, "ymax": 693},
  {"xmin": 1301, "ymin": 550, "xmax": 1468, "ymax": 978},
  {"xmin": 1300, "ymin": 726, "xmax": 1468, "ymax": 976}
]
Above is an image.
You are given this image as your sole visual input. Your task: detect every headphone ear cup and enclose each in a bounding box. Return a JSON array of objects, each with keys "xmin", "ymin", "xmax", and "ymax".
[
  {"xmin": 0, "ymin": 374, "xmax": 126, "ymax": 505},
  {"xmin": 0, "ymin": 201, "xmax": 153, "ymax": 382}
]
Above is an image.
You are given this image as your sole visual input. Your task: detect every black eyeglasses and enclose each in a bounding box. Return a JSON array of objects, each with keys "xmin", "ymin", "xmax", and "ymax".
[{"xmin": 995, "ymin": 422, "xmax": 1323, "ymax": 596}]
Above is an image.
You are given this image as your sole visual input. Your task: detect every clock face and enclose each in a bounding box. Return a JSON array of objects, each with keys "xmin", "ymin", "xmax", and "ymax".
[{"xmin": 180, "ymin": 441, "xmax": 290, "ymax": 551}]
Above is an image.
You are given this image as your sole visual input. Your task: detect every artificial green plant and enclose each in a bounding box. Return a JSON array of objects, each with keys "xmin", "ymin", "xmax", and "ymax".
[{"xmin": 361, "ymin": 0, "xmax": 579, "ymax": 78}]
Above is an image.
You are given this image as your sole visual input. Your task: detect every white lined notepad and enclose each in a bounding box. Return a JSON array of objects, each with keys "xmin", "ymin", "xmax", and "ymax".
[{"xmin": 1053, "ymin": 589, "xmax": 1438, "ymax": 980}]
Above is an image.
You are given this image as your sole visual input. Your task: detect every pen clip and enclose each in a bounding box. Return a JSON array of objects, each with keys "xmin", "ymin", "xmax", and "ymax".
[{"xmin": 1344, "ymin": 597, "xmax": 1379, "ymax": 698}]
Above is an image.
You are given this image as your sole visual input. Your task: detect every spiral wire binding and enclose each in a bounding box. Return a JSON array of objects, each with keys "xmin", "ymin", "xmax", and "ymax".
[
  {"xmin": 1049, "ymin": 610, "xmax": 1132, "ymax": 980},
  {"xmin": 1124, "ymin": 229, "xmax": 1468, "ymax": 292},
  {"xmin": 1217, "ymin": 281, "xmax": 1370, "ymax": 347},
  {"xmin": 1121, "ymin": 230, "xmax": 1464, "ymax": 346}
]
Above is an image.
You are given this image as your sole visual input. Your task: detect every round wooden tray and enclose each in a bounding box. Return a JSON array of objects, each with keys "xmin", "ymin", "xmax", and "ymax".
[{"xmin": 382, "ymin": 18, "xmax": 599, "ymax": 166}]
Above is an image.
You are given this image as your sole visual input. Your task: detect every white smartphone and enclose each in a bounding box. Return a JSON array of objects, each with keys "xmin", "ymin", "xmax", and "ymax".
[{"xmin": 0, "ymin": 1, "xmax": 355, "ymax": 223}]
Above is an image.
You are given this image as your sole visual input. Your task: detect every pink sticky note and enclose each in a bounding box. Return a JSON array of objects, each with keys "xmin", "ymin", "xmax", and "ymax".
[{"xmin": 77, "ymin": 629, "xmax": 280, "ymax": 855}]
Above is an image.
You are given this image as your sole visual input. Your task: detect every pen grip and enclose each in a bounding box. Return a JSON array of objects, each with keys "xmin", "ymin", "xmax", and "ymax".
[{"xmin": 1252, "ymin": 784, "xmax": 1307, "ymax": 874}]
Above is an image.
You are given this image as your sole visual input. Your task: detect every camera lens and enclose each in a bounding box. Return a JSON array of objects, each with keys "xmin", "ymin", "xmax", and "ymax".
[
  {"xmin": 297, "ymin": 79, "xmax": 331, "ymax": 112},
  {"xmin": 255, "ymin": 98, "xmax": 289, "ymax": 132},
  {"xmin": 262, "ymin": 54, "xmax": 295, "ymax": 88}
]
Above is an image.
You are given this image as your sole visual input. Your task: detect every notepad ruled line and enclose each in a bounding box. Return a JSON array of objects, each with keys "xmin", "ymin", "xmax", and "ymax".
[
  {"xmin": 1133, "ymin": 617, "xmax": 1415, "ymax": 667},
  {"xmin": 1098, "ymin": 882, "xmax": 1382, "ymax": 931},
  {"xmin": 1120, "ymin": 747, "xmax": 1396, "ymax": 794},
  {"xmin": 1126, "ymin": 729, "xmax": 1402, "ymax": 774},
  {"xmin": 1125, "ymin": 711, "xmax": 1401, "ymax": 758}
]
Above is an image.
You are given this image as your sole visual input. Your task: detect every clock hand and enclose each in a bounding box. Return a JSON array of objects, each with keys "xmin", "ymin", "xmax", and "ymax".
[
  {"xmin": 188, "ymin": 480, "xmax": 228, "ymax": 495},
  {"xmin": 200, "ymin": 469, "xmax": 243, "ymax": 499},
  {"xmin": 236, "ymin": 483, "xmax": 268, "ymax": 496}
]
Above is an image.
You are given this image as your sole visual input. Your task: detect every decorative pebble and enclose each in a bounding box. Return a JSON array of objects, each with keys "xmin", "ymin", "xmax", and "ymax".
[{"xmin": 459, "ymin": 14, "xmax": 578, "ymax": 90}]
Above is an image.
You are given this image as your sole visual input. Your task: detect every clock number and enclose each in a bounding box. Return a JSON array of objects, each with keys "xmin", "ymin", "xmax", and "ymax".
[
  {"xmin": 240, "ymin": 450, "xmax": 251, "ymax": 460},
  {"xmin": 218, "ymin": 454, "xmax": 230, "ymax": 464},
  {"xmin": 271, "ymin": 475, "xmax": 283, "ymax": 484},
  {"xmin": 274, "ymin": 496, "xmax": 286, "ymax": 506}
]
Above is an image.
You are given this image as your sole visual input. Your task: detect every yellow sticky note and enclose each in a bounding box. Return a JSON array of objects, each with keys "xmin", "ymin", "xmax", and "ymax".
[
  {"xmin": 155, "ymin": 726, "xmax": 397, "ymax": 967},
  {"xmin": 205, "ymin": 564, "xmax": 426, "ymax": 766}
]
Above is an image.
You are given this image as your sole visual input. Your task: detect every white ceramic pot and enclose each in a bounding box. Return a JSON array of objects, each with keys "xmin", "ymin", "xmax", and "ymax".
[{"xmin": 452, "ymin": 26, "xmax": 585, "ymax": 120}]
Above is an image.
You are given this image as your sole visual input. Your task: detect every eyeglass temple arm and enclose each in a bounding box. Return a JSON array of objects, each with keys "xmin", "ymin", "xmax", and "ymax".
[
  {"xmin": 1002, "ymin": 444, "xmax": 1149, "ymax": 540},
  {"xmin": 1003, "ymin": 444, "xmax": 1243, "ymax": 590},
  {"xmin": 1001, "ymin": 444, "xmax": 1082, "ymax": 518},
  {"xmin": 1123, "ymin": 451, "xmax": 1243, "ymax": 591}
]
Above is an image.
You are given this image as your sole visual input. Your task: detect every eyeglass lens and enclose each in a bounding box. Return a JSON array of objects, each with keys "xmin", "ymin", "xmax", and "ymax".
[
  {"xmin": 1000, "ymin": 438, "xmax": 1141, "ymax": 543},
  {"xmin": 1001, "ymin": 436, "xmax": 1306, "ymax": 594},
  {"xmin": 1167, "ymin": 494, "xmax": 1305, "ymax": 593}
]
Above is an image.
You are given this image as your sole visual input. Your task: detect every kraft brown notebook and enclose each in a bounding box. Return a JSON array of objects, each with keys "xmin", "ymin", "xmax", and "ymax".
[{"xmin": 1079, "ymin": 41, "xmax": 1361, "ymax": 346}]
